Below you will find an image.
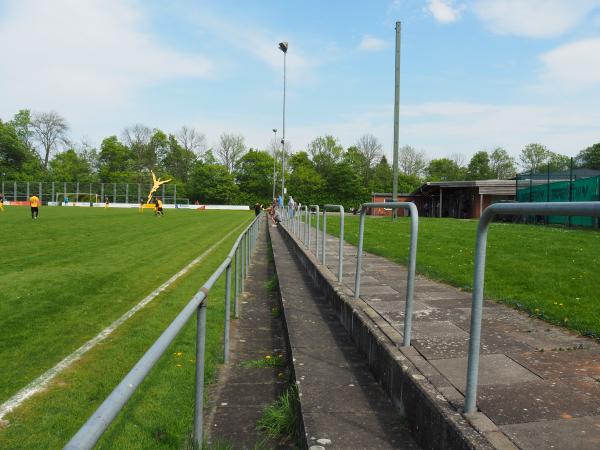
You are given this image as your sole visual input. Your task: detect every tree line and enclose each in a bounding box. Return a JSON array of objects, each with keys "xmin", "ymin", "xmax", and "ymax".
[{"xmin": 1, "ymin": 109, "xmax": 599, "ymax": 208}]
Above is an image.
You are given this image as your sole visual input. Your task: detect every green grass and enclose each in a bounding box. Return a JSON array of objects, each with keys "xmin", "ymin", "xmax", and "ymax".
[
  {"xmin": 257, "ymin": 386, "xmax": 299, "ymax": 445},
  {"xmin": 325, "ymin": 216, "xmax": 600, "ymax": 338},
  {"xmin": 263, "ymin": 275, "xmax": 279, "ymax": 292},
  {"xmin": 0, "ymin": 206, "xmax": 253, "ymax": 449},
  {"xmin": 241, "ymin": 354, "xmax": 285, "ymax": 369}
]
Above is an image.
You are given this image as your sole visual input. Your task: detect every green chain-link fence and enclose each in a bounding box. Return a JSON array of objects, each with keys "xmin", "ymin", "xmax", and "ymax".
[{"xmin": 516, "ymin": 162, "xmax": 600, "ymax": 227}]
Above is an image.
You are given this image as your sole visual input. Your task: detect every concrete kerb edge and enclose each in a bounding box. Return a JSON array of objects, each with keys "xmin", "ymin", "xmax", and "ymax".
[
  {"xmin": 277, "ymin": 223, "xmax": 497, "ymax": 450},
  {"xmin": 265, "ymin": 225, "xmax": 308, "ymax": 450}
]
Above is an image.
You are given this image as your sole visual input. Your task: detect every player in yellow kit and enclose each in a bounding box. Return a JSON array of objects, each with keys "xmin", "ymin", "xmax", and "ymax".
[
  {"xmin": 0, "ymin": 193, "xmax": 4, "ymax": 212},
  {"xmin": 30, "ymin": 194, "xmax": 40, "ymax": 219},
  {"xmin": 154, "ymin": 197, "xmax": 164, "ymax": 216}
]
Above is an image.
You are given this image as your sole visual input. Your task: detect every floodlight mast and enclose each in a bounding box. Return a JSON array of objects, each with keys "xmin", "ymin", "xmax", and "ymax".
[
  {"xmin": 272, "ymin": 128, "xmax": 278, "ymax": 200},
  {"xmin": 279, "ymin": 41, "xmax": 288, "ymax": 203},
  {"xmin": 392, "ymin": 21, "xmax": 401, "ymax": 220}
]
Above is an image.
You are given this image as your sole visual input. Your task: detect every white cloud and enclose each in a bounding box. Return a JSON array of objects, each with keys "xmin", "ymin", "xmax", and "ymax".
[
  {"xmin": 358, "ymin": 35, "xmax": 388, "ymax": 51},
  {"xmin": 182, "ymin": 9, "xmax": 318, "ymax": 84},
  {"xmin": 426, "ymin": 0, "xmax": 463, "ymax": 23},
  {"xmin": 280, "ymin": 101, "xmax": 599, "ymax": 160},
  {"xmin": 474, "ymin": 0, "xmax": 600, "ymax": 37},
  {"xmin": 540, "ymin": 38, "xmax": 600, "ymax": 87},
  {"xmin": 0, "ymin": 0, "xmax": 213, "ymax": 119}
]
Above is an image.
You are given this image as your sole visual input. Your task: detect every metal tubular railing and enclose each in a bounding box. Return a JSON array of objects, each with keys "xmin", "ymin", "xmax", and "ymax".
[
  {"xmin": 300, "ymin": 205, "xmax": 308, "ymax": 245},
  {"xmin": 354, "ymin": 202, "xmax": 419, "ymax": 347},
  {"xmin": 309, "ymin": 205, "xmax": 320, "ymax": 259},
  {"xmin": 322, "ymin": 205, "xmax": 345, "ymax": 282},
  {"xmin": 464, "ymin": 201, "xmax": 600, "ymax": 414},
  {"xmin": 64, "ymin": 214, "xmax": 262, "ymax": 450},
  {"xmin": 307, "ymin": 207, "xmax": 312, "ymax": 250}
]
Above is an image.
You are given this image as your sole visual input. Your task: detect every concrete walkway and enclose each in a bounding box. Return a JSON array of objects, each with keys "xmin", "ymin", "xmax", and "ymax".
[
  {"xmin": 205, "ymin": 220, "xmax": 288, "ymax": 448},
  {"xmin": 293, "ymin": 218, "xmax": 600, "ymax": 449},
  {"xmin": 269, "ymin": 225, "xmax": 420, "ymax": 449}
]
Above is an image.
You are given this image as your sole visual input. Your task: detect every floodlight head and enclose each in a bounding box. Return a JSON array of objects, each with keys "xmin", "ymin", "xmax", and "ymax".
[
  {"xmin": 280, "ymin": 139, "xmax": 285, "ymax": 144},
  {"xmin": 273, "ymin": 128, "xmax": 277, "ymax": 133},
  {"xmin": 278, "ymin": 41, "xmax": 288, "ymax": 53}
]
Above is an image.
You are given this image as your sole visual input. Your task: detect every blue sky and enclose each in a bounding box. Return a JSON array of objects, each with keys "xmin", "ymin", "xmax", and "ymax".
[{"xmin": 1, "ymin": 0, "xmax": 599, "ymax": 165}]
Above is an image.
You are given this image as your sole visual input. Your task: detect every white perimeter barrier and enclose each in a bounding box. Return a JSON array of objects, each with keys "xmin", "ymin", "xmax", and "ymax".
[{"xmin": 40, "ymin": 202, "xmax": 249, "ymax": 210}]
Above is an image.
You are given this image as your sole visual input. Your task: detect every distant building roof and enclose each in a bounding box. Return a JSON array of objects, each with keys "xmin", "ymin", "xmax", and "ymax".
[
  {"xmin": 370, "ymin": 192, "xmax": 420, "ymax": 197},
  {"xmin": 412, "ymin": 179, "xmax": 516, "ymax": 196}
]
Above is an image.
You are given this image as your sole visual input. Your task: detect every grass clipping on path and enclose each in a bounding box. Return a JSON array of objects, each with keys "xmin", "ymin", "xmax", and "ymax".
[{"xmin": 257, "ymin": 386, "xmax": 299, "ymax": 444}]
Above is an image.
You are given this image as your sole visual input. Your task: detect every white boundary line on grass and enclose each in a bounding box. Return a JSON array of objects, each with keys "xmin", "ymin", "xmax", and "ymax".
[{"xmin": 0, "ymin": 224, "xmax": 243, "ymax": 421}]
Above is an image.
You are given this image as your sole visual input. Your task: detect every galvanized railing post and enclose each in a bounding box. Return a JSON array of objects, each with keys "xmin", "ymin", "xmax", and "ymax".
[
  {"xmin": 246, "ymin": 229, "xmax": 250, "ymax": 268},
  {"xmin": 234, "ymin": 248, "xmax": 239, "ymax": 318},
  {"xmin": 309, "ymin": 205, "xmax": 320, "ymax": 258},
  {"xmin": 353, "ymin": 202, "xmax": 418, "ymax": 347},
  {"xmin": 322, "ymin": 205, "xmax": 344, "ymax": 279},
  {"xmin": 316, "ymin": 206, "xmax": 320, "ymax": 259},
  {"xmin": 322, "ymin": 210, "xmax": 327, "ymax": 265},
  {"xmin": 464, "ymin": 201, "xmax": 600, "ymax": 413},
  {"xmin": 193, "ymin": 300, "xmax": 207, "ymax": 447},
  {"xmin": 354, "ymin": 209, "xmax": 367, "ymax": 299},
  {"xmin": 241, "ymin": 234, "xmax": 246, "ymax": 292},
  {"xmin": 223, "ymin": 263, "xmax": 232, "ymax": 363},
  {"xmin": 307, "ymin": 209, "xmax": 312, "ymax": 249},
  {"xmin": 304, "ymin": 206, "xmax": 309, "ymax": 243},
  {"xmin": 301, "ymin": 205, "xmax": 308, "ymax": 244},
  {"xmin": 403, "ymin": 204, "xmax": 418, "ymax": 347}
]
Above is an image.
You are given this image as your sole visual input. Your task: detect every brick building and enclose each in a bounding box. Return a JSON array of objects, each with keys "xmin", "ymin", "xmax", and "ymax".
[{"xmin": 371, "ymin": 180, "xmax": 516, "ymax": 219}]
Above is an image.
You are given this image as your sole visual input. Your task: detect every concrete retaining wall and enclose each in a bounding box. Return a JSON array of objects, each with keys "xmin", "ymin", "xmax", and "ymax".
[{"xmin": 276, "ymin": 224, "xmax": 495, "ymax": 450}]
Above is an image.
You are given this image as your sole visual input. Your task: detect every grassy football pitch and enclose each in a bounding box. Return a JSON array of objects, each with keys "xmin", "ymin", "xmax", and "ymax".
[
  {"xmin": 325, "ymin": 215, "xmax": 600, "ymax": 339},
  {"xmin": 0, "ymin": 206, "xmax": 253, "ymax": 449}
]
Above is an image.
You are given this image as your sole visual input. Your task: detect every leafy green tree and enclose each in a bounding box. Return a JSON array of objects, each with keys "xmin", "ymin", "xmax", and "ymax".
[
  {"xmin": 49, "ymin": 149, "xmax": 93, "ymax": 182},
  {"xmin": 286, "ymin": 152, "xmax": 324, "ymax": 205},
  {"xmin": 369, "ymin": 155, "xmax": 392, "ymax": 192},
  {"xmin": 576, "ymin": 143, "xmax": 600, "ymax": 169},
  {"xmin": 308, "ymin": 135, "xmax": 343, "ymax": 174},
  {"xmin": 547, "ymin": 152, "xmax": 571, "ymax": 172},
  {"xmin": 426, "ymin": 158, "xmax": 466, "ymax": 181},
  {"xmin": 325, "ymin": 161, "xmax": 368, "ymax": 208},
  {"xmin": 490, "ymin": 147, "xmax": 516, "ymax": 179},
  {"xmin": 519, "ymin": 143, "xmax": 549, "ymax": 173},
  {"xmin": 98, "ymin": 136, "xmax": 134, "ymax": 182},
  {"xmin": 202, "ymin": 149, "xmax": 218, "ymax": 165},
  {"xmin": 149, "ymin": 130, "xmax": 169, "ymax": 169},
  {"xmin": 9, "ymin": 109, "xmax": 33, "ymax": 149},
  {"xmin": 163, "ymin": 134, "xmax": 197, "ymax": 182},
  {"xmin": 188, "ymin": 162, "xmax": 239, "ymax": 204},
  {"xmin": 466, "ymin": 151, "xmax": 493, "ymax": 180},
  {"xmin": 235, "ymin": 149, "xmax": 274, "ymax": 205},
  {"xmin": 397, "ymin": 174, "xmax": 422, "ymax": 193},
  {"xmin": 0, "ymin": 120, "xmax": 30, "ymax": 176},
  {"xmin": 343, "ymin": 146, "xmax": 370, "ymax": 187}
]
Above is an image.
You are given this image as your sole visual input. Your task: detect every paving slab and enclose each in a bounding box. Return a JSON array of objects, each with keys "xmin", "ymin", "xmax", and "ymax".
[
  {"xmin": 507, "ymin": 349, "xmax": 600, "ymax": 379},
  {"xmin": 478, "ymin": 378, "xmax": 600, "ymax": 425},
  {"xmin": 430, "ymin": 354, "xmax": 540, "ymax": 393},
  {"xmin": 270, "ymin": 225, "xmax": 419, "ymax": 449},
  {"xmin": 205, "ymin": 219, "xmax": 289, "ymax": 449},
  {"xmin": 289, "ymin": 222, "xmax": 600, "ymax": 449},
  {"xmin": 500, "ymin": 415, "xmax": 600, "ymax": 450},
  {"xmin": 303, "ymin": 413, "xmax": 420, "ymax": 450}
]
